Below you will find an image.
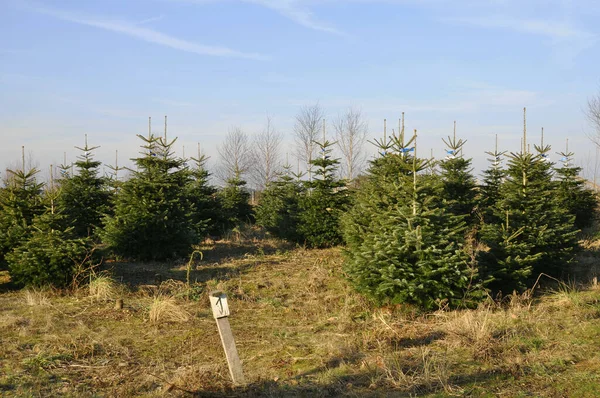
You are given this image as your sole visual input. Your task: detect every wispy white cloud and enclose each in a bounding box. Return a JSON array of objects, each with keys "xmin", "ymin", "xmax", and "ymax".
[
  {"xmin": 25, "ymin": 3, "xmax": 269, "ymax": 60},
  {"xmin": 246, "ymin": 0, "xmax": 344, "ymax": 35},
  {"xmin": 168, "ymin": 0, "xmax": 344, "ymax": 35},
  {"xmin": 137, "ymin": 15, "xmax": 165, "ymax": 25},
  {"xmin": 448, "ymin": 15, "xmax": 595, "ymax": 42}
]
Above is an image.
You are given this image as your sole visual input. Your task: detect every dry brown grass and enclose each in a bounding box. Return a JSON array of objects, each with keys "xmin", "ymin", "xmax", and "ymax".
[
  {"xmin": 88, "ymin": 273, "xmax": 118, "ymax": 302},
  {"xmin": 2, "ymin": 241, "xmax": 600, "ymax": 397},
  {"xmin": 148, "ymin": 294, "xmax": 191, "ymax": 323}
]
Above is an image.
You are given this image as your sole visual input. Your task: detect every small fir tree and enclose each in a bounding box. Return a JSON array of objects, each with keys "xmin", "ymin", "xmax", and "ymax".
[
  {"xmin": 101, "ymin": 131, "xmax": 195, "ymax": 260},
  {"xmin": 58, "ymin": 136, "xmax": 112, "ymax": 239},
  {"xmin": 478, "ymin": 135, "xmax": 506, "ymax": 225},
  {"xmin": 439, "ymin": 123, "xmax": 477, "ymax": 225},
  {"xmin": 0, "ymin": 151, "xmax": 44, "ymax": 269},
  {"xmin": 297, "ymin": 139, "xmax": 349, "ymax": 248},
  {"xmin": 255, "ymin": 163, "xmax": 305, "ymax": 242},
  {"xmin": 7, "ymin": 168, "xmax": 89, "ymax": 288},
  {"xmin": 186, "ymin": 146, "xmax": 220, "ymax": 237},
  {"xmin": 554, "ymin": 141, "xmax": 597, "ymax": 229},
  {"xmin": 216, "ymin": 176, "xmax": 253, "ymax": 233}
]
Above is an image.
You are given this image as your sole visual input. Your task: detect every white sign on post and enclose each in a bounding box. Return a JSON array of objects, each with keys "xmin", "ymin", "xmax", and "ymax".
[
  {"xmin": 209, "ymin": 291, "xmax": 245, "ymax": 385},
  {"xmin": 210, "ymin": 291, "xmax": 230, "ymax": 319}
]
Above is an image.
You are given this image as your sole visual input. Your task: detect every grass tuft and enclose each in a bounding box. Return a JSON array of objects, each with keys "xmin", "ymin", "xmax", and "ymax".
[
  {"xmin": 148, "ymin": 294, "xmax": 190, "ymax": 323},
  {"xmin": 88, "ymin": 273, "xmax": 118, "ymax": 302}
]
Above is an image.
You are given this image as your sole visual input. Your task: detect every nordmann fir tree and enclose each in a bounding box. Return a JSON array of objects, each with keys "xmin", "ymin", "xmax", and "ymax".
[
  {"xmin": 439, "ymin": 122, "xmax": 477, "ymax": 226},
  {"xmin": 554, "ymin": 139, "xmax": 597, "ymax": 229},
  {"xmin": 186, "ymin": 144, "xmax": 220, "ymax": 237},
  {"xmin": 297, "ymin": 133, "xmax": 350, "ymax": 248},
  {"xmin": 478, "ymin": 135, "xmax": 506, "ymax": 225},
  {"xmin": 255, "ymin": 160, "xmax": 305, "ymax": 242},
  {"xmin": 58, "ymin": 135, "xmax": 112, "ymax": 239},
  {"xmin": 478, "ymin": 113, "xmax": 578, "ymax": 292},
  {"xmin": 7, "ymin": 166, "xmax": 89, "ymax": 288},
  {"xmin": 216, "ymin": 175, "xmax": 253, "ymax": 233},
  {"xmin": 101, "ymin": 120, "xmax": 195, "ymax": 260},
  {"xmin": 343, "ymin": 122, "xmax": 480, "ymax": 309},
  {"xmin": 0, "ymin": 147, "xmax": 44, "ymax": 270}
]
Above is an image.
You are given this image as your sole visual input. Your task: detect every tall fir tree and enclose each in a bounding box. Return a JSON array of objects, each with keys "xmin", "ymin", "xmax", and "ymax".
[
  {"xmin": 478, "ymin": 118, "xmax": 578, "ymax": 292},
  {"xmin": 297, "ymin": 138, "xmax": 349, "ymax": 248},
  {"xmin": 58, "ymin": 136, "xmax": 112, "ymax": 239},
  {"xmin": 554, "ymin": 140, "xmax": 597, "ymax": 229},
  {"xmin": 343, "ymin": 124, "xmax": 480, "ymax": 309},
  {"xmin": 439, "ymin": 122, "xmax": 477, "ymax": 225},
  {"xmin": 101, "ymin": 126, "xmax": 195, "ymax": 261}
]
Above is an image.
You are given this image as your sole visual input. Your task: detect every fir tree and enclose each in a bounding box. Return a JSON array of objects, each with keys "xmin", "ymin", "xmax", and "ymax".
[
  {"xmin": 58, "ymin": 136, "xmax": 112, "ymax": 239},
  {"xmin": 479, "ymin": 135, "xmax": 578, "ymax": 292},
  {"xmin": 186, "ymin": 146, "xmax": 220, "ymax": 237},
  {"xmin": 439, "ymin": 123, "xmax": 477, "ymax": 225},
  {"xmin": 343, "ymin": 127, "xmax": 480, "ymax": 309},
  {"xmin": 7, "ymin": 168, "xmax": 89, "ymax": 288},
  {"xmin": 297, "ymin": 139, "xmax": 349, "ymax": 248},
  {"xmin": 478, "ymin": 135, "xmax": 506, "ymax": 225},
  {"xmin": 554, "ymin": 141, "xmax": 597, "ymax": 229},
  {"xmin": 0, "ymin": 150, "xmax": 44, "ymax": 269},
  {"xmin": 101, "ymin": 130, "xmax": 195, "ymax": 260},
  {"xmin": 217, "ymin": 176, "xmax": 253, "ymax": 233},
  {"xmin": 255, "ymin": 163, "xmax": 305, "ymax": 242}
]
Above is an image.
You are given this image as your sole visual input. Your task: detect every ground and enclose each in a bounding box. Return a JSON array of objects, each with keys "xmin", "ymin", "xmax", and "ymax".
[{"xmin": 1, "ymin": 237, "xmax": 600, "ymax": 397}]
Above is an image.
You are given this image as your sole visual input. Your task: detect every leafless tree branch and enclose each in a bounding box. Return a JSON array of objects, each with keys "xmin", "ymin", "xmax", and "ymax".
[
  {"xmin": 294, "ymin": 103, "xmax": 324, "ymax": 179},
  {"xmin": 217, "ymin": 126, "xmax": 253, "ymax": 183},
  {"xmin": 250, "ymin": 116, "xmax": 283, "ymax": 190},
  {"xmin": 334, "ymin": 107, "xmax": 368, "ymax": 181}
]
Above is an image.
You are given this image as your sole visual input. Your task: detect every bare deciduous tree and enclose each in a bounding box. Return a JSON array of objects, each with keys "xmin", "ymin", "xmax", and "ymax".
[
  {"xmin": 587, "ymin": 93, "xmax": 600, "ymax": 147},
  {"xmin": 251, "ymin": 117, "xmax": 283, "ymax": 190},
  {"xmin": 294, "ymin": 103, "xmax": 325, "ymax": 180},
  {"xmin": 334, "ymin": 107, "xmax": 368, "ymax": 181},
  {"xmin": 217, "ymin": 126, "xmax": 253, "ymax": 182}
]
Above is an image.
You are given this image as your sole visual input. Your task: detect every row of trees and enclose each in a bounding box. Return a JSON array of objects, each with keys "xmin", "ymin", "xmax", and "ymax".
[
  {"xmin": 256, "ymin": 114, "xmax": 597, "ymax": 308},
  {"xmin": 1, "ymin": 111, "xmax": 596, "ymax": 311}
]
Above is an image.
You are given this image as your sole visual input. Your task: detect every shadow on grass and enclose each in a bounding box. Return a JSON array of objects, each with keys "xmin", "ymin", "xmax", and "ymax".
[
  {"xmin": 107, "ymin": 240, "xmax": 294, "ymax": 289},
  {"xmin": 190, "ymin": 367, "xmax": 506, "ymax": 397}
]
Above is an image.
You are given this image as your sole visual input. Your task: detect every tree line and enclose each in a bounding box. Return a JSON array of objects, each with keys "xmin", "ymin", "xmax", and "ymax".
[{"xmin": 0, "ymin": 108, "xmax": 596, "ymax": 311}]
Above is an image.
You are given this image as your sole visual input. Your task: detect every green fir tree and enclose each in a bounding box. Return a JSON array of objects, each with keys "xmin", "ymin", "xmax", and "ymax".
[
  {"xmin": 343, "ymin": 126, "xmax": 480, "ymax": 309},
  {"xmin": 479, "ymin": 132, "xmax": 578, "ymax": 292},
  {"xmin": 7, "ymin": 169, "xmax": 89, "ymax": 288},
  {"xmin": 439, "ymin": 123, "xmax": 477, "ymax": 225},
  {"xmin": 58, "ymin": 135, "xmax": 112, "ymax": 239},
  {"xmin": 255, "ymin": 162, "xmax": 305, "ymax": 242},
  {"xmin": 297, "ymin": 139, "xmax": 349, "ymax": 248},
  {"xmin": 554, "ymin": 140, "xmax": 597, "ymax": 229},
  {"xmin": 0, "ymin": 150, "xmax": 44, "ymax": 269},
  {"xmin": 101, "ymin": 130, "xmax": 195, "ymax": 260},
  {"xmin": 186, "ymin": 146, "xmax": 220, "ymax": 237},
  {"xmin": 478, "ymin": 135, "xmax": 506, "ymax": 225}
]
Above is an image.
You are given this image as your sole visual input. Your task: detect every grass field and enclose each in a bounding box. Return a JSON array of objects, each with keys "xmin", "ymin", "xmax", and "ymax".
[{"xmin": 1, "ymin": 237, "xmax": 600, "ymax": 397}]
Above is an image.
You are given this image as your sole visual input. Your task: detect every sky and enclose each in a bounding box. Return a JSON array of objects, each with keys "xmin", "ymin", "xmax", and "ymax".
[{"xmin": 1, "ymin": 0, "xmax": 600, "ymax": 183}]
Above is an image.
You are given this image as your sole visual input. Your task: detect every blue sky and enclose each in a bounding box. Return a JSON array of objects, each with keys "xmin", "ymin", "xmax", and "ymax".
[{"xmin": 1, "ymin": 0, "xmax": 600, "ymax": 181}]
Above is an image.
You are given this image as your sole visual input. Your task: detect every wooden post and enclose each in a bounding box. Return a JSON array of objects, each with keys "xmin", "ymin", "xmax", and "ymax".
[{"xmin": 209, "ymin": 291, "xmax": 245, "ymax": 385}]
